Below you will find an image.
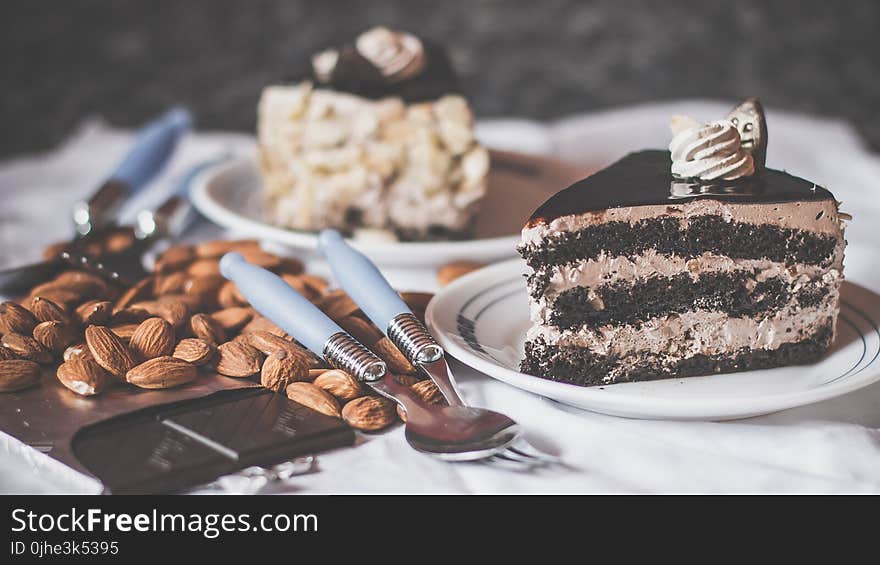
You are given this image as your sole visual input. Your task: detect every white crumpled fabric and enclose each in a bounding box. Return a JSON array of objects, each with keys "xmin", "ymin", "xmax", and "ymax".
[{"xmin": 2, "ymin": 100, "xmax": 879, "ymax": 494}]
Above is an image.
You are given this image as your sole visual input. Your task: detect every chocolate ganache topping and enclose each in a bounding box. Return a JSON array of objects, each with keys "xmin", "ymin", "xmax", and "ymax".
[
  {"xmin": 526, "ymin": 150, "xmax": 833, "ymax": 227},
  {"xmin": 307, "ymin": 26, "xmax": 460, "ymax": 102}
]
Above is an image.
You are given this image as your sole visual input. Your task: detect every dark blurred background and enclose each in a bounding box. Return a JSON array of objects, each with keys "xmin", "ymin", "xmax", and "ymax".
[{"xmin": 2, "ymin": 0, "xmax": 879, "ymax": 158}]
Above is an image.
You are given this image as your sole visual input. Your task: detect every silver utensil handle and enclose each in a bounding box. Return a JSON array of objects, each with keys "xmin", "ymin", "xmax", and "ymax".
[{"xmin": 389, "ymin": 313, "xmax": 464, "ymax": 407}]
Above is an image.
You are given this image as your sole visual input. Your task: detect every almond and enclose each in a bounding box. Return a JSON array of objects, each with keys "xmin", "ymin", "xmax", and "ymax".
[
  {"xmin": 126, "ymin": 356, "xmax": 198, "ymax": 389},
  {"xmin": 315, "ymin": 291, "xmax": 361, "ymax": 321},
  {"xmin": 238, "ymin": 247, "xmax": 283, "ymax": 270},
  {"xmin": 277, "ymin": 256, "xmax": 305, "ymax": 275},
  {"xmin": 245, "ymin": 330, "xmax": 295, "ymax": 355},
  {"xmin": 183, "ymin": 274, "xmax": 225, "ymax": 308},
  {"xmin": 308, "ymin": 368, "xmax": 329, "ymax": 380},
  {"xmin": 75, "ymin": 300, "xmax": 113, "ymax": 325},
  {"xmin": 313, "ymin": 369, "xmax": 362, "ymax": 402},
  {"xmin": 342, "ymin": 395, "xmax": 397, "ymax": 431},
  {"xmin": 0, "ymin": 301, "xmax": 38, "ymax": 335},
  {"xmin": 195, "ymin": 238, "xmax": 259, "ymax": 259},
  {"xmin": 29, "ymin": 296, "xmax": 71, "ymax": 324},
  {"xmin": 129, "ymin": 317, "xmax": 175, "ymax": 360},
  {"xmin": 241, "ymin": 315, "xmax": 288, "ymax": 338},
  {"xmin": 56, "ymin": 358, "xmax": 108, "ymax": 396},
  {"xmin": 285, "ymin": 382, "xmax": 341, "ymax": 418},
  {"xmin": 54, "ymin": 270, "xmax": 107, "ymax": 289},
  {"xmin": 63, "ymin": 342, "xmax": 92, "ymax": 362},
  {"xmin": 215, "ymin": 341, "xmax": 263, "ymax": 377},
  {"xmin": 397, "ymin": 379, "xmax": 446, "ymax": 422},
  {"xmin": 104, "ymin": 229, "xmax": 135, "ymax": 253},
  {"xmin": 280, "ymin": 274, "xmax": 316, "ymax": 300},
  {"xmin": 190, "ymin": 313, "xmax": 227, "ymax": 345},
  {"xmin": 437, "ymin": 261, "xmax": 484, "ymax": 286},
  {"xmin": 172, "ymin": 338, "xmax": 216, "ymax": 366},
  {"xmin": 85, "ymin": 325, "xmax": 136, "ymax": 379},
  {"xmin": 155, "ymin": 244, "xmax": 195, "ymax": 273},
  {"xmin": 108, "ymin": 323, "xmax": 139, "ymax": 343},
  {"xmin": 0, "ymin": 359, "xmax": 41, "ymax": 392},
  {"xmin": 338, "ymin": 315, "xmax": 384, "ymax": 346},
  {"xmin": 261, "ymin": 349, "xmax": 308, "ymax": 392},
  {"xmin": 111, "ymin": 306, "xmax": 151, "ymax": 324},
  {"xmin": 159, "ymin": 293, "xmax": 204, "ymax": 314},
  {"xmin": 246, "ymin": 331, "xmax": 323, "ymax": 368},
  {"xmin": 32, "ymin": 272, "xmax": 107, "ymax": 302},
  {"xmin": 372, "ymin": 336, "xmax": 416, "ymax": 374},
  {"xmin": 187, "ymin": 259, "xmax": 221, "ymax": 277},
  {"xmin": 31, "ymin": 288, "xmax": 82, "ymax": 308},
  {"xmin": 0, "ymin": 347, "xmax": 18, "ymax": 361},
  {"xmin": 211, "ymin": 307, "xmax": 253, "ymax": 333},
  {"xmin": 128, "ymin": 300, "xmax": 164, "ymax": 316},
  {"xmin": 157, "ymin": 298, "xmax": 189, "ymax": 330},
  {"xmin": 155, "ymin": 271, "xmax": 188, "ymax": 295},
  {"xmin": 216, "ymin": 282, "xmax": 244, "ymax": 308},
  {"xmin": 32, "ymin": 321, "xmax": 79, "ymax": 354},
  {"xmin": 1, "ymin": 332, "xmax": 53, "ymax": 364},
  {"xmin": 113, "ymin": 277, "xmax": 154, "ymax": 314},
  {"xmin": 297, "ymin": 274, "xmax": 329, "ymax": 297}
]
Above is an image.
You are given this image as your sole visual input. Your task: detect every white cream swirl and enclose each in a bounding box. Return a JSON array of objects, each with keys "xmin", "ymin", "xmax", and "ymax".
[
  {"xmin": 355, "ymin": 26, "xmax": 425, "ymax": 82},
  {"xmin": 669, "ymin": 118, "xmax": 755, "ymax": 181}
]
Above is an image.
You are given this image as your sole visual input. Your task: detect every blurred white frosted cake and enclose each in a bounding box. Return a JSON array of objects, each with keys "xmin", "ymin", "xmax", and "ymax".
[{"xmin": 257, "ymin": 27, "xmax": 489, "ymax": 241}]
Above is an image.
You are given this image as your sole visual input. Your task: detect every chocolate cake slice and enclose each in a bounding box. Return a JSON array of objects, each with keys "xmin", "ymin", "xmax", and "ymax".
[{"xmin": 519, "ymin": 101, "xmax": 847, "ymax": 386}]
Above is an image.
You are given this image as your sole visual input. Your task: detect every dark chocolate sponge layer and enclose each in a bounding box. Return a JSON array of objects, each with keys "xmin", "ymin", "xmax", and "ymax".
[
  {"xmin": 547, "ymin": 271, "xmax": 831, "ymax": 330},
  {"xmin": 521, "ymin": 325, "xmax": 833, "ymax": 387},
  {"xmin": 519, "ymin": 214, "xmax": 838, "ymax": 272}
]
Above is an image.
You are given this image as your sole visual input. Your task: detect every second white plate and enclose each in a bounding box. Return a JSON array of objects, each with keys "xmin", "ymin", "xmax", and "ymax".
[
  {"xmin": 190, "ymin": 149, "xmax": 584, "ymax": 268},
  {"xmin": 425, "ymin": 259, "xmax": 880, "ymax": 421}
]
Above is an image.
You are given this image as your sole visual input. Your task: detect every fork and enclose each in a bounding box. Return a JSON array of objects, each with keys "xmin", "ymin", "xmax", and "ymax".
[{"xmin": 317, "ymin": 229, "xmax": 558, "ymax": 468}]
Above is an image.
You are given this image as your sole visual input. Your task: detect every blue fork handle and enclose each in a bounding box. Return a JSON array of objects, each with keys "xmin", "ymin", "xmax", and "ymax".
[
  {"xmin": 111, "ymin": 106, "xmax": 192, "ymax": 191},
  {"xmin": 317, "ymin": 229, "xmax": 412, "ymax": 333},
  {"xmin": 219, "ymin": 252, "xmax": 344, "ymax": 356},
  {"xmin": 74, "ymin": 107, "xmax": 193, "ymax": 235}
]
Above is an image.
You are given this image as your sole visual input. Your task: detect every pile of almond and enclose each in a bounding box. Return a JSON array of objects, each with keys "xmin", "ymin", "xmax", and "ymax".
[{"xmin": 0, "ymin": 239, "xmax": 442, "ymax": 432}]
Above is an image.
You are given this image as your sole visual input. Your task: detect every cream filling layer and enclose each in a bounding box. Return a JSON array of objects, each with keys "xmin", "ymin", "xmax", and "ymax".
[
  {"xmin": 526, "ymin": 295, "xmax": 838, "ymax": 360},
  {"xmin": 521, "ymin": 199, "xmax": 844, "ymax": 246},
  {"xmin": 527, "ymin": 244, "xmax": 845, "ymax": 327}
]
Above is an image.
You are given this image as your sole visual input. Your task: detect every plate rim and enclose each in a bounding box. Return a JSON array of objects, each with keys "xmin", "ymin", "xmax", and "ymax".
[{"xmin": 425, "ymin": 258, "xmax": 880, "ymax": 420}]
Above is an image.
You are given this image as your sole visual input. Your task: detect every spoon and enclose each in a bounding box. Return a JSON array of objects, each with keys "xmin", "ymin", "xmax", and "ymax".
[{"xmin": 219, "ymin": 252, "xmax": 522, "ymax": 461}]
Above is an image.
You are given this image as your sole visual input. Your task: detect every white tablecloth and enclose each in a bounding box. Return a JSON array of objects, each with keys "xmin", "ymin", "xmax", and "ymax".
[{"xmin": 2, "ymin": 100, "xmax": 879, "ymax": 494}]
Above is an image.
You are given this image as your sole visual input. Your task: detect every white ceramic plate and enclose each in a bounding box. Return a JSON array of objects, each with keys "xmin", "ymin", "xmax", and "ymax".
[
  {"xmin": 426, "ymin": 259, "xmax": 880, "ymax": 420},
  {"xmin": 190, "ymin": 149, "xmax": 584, "ymax": 267}
]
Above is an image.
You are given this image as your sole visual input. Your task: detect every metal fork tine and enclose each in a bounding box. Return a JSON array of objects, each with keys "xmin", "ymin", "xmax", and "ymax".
[
  {"xmin": 483, "ymin": 453, "xmax": 537, "ymax": 471},
  {"xmin": 498, "ymin": 447, "xmax": 541, "ymax": 463},
  {"xmin": 507, "ymin": 439, "xmax": 561, "ymax": 464}
]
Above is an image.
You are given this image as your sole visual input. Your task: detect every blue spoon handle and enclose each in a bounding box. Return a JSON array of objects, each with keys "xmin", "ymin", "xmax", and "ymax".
[
  {"xmin": 219, "ymin": 252, "xmax": 343, "ymax": 356},
  {"xmin": 220, "ymin": 252, "xmax": 387, "ymax": 382},
  {"xmin": 317, "ymin": 229, "xmax": 411, "ymax": 333},
  {"xmin": 111, "ymin": 107, "xmax": 192, "ymax": 191}
]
